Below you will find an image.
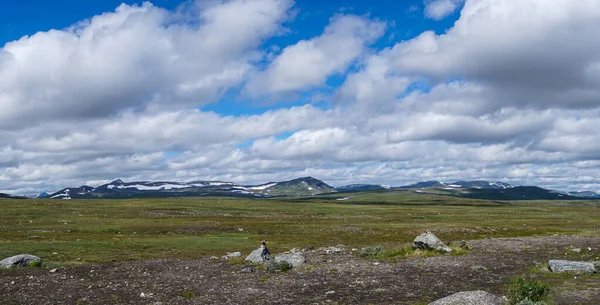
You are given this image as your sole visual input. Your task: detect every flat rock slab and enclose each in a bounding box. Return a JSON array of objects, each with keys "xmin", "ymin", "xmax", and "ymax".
[
  {"xmin": 548, "ymin": 260, "xmax": 596, "ymax": 273},
  {"xmin": 0, "ymin": 254, "xmax": 41, "ymax": 268},
  {"xmin": 429, "ymin": 290, "xmax": 503, "ymax": 305},
  {"xmin": 274, "ymin": 253, "xmax": 305, "ymax": 268}
]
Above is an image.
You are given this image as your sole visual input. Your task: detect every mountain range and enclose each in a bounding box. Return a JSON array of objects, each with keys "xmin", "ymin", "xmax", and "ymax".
[
  {"xmin": 46, "ymin": 177, "xmax": 336, "ymax": 200},
  {"xmin": 1, "ymin": 178, "xmax": 598, "ymax": 201}
]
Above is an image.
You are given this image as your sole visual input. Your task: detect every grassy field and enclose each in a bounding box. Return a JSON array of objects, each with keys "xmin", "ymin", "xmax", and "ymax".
[{"xmin": 1, "ymin": 190, "xmax": 599, "ymax": 264}]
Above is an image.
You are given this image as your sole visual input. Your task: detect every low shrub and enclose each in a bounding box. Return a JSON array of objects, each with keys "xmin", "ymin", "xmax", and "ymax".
[
  {"xmin": 359, "ymin": 246, "xmax": 384, "ymax": 257},
  {"xmin": 508, "ymin": 277, "xmax": 550, "ymax": 305},
  {"xmin": 30, "ymin": 261, "xmax": 43, "ymax": 268},
  {"xmin": 266, "ymin": 260, "xmax": 291, "ymax": 273}
]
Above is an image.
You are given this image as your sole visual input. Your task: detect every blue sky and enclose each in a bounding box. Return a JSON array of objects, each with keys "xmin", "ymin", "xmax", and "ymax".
[
  {"xmin": 2, "ymin": 0, "xmax": 600, "ymax": 194},
  {"xmin": 0, "ymin": 0, "xmax": 459, "ymax": 45},
  {"xmin": 0, "ymin": 0, "xmax": 459, "ymax": 118}
]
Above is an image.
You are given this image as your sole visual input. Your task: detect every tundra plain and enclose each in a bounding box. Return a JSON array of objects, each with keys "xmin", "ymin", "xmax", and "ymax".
[{"xmin": 1, "ymin": 190, "xmax": 600, "ymax": 304}]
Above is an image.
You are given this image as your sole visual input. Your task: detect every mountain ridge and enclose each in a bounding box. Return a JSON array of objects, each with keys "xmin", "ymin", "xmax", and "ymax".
[
  {"xmin": 46, "ymin": 176, "xmax": 336, "ymax": 199},
  {"xmin": 3, "ymin": 178, "xmax": 598, "ymax": 200}
]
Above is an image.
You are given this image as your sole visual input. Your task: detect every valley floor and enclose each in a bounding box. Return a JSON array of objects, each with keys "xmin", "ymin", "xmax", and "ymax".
[{"xmin": 2, "ymin": 234, "xmax": 599, "ymax": 305}]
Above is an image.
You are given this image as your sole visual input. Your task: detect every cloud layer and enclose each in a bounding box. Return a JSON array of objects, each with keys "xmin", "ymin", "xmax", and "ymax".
[{"xmin": 2, "ymin": 0, "xmax": 600, "ymax": 194}]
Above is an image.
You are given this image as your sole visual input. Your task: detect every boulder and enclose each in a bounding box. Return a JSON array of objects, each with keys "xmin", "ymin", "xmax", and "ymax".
[
  {"xmin": 413, "ymin": 232, "xmax": 452, "ymax": 253},
  {"xmin": 548, "ymin": 260, "xmax": 596, "ymax": 273},
  {"xmin": 245, "ymin": 241, "xmax": 272, "ymax": 263},
  {"xmin": 274, "ymin": 252, "xmax": 306, "ymax": 268},
  {"xmin": 0, "ymin": 254, "xmax": 41, "ymax": 268},
  {"xmin": 428, "ymin": 290, "xmax": 503, "ymax": 305}
]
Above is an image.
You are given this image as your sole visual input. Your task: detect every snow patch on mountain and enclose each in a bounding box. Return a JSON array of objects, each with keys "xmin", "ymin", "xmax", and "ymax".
[
  {"xmin": 246, "ymin": 183, "xmax": 277, "ymax": 190},
  {"xmin": 107, "ymin": 183, "xmax": 190, "ymax": 191}
]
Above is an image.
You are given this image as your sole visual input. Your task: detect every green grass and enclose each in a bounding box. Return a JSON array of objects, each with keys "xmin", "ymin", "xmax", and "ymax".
[{"xmin": 0, "ymin": 193, "xmax": 599, "ymax": 264}]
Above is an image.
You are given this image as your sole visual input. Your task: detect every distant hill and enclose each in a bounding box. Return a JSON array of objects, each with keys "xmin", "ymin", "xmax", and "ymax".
[
  {"xmin": 452, "ymin": 181, "xmax": 514, "ymax": 189},
  {"xmin": 46, "ymin": 177, "xmax": 336, "ymax": 199},
  {"xmin": 7, "ymin": 177, "xmax": 597, "ymax": 201},
  {"xmin": 0, "ymin": 193, "xmax": 26, "ymax": 199},
  {"xmin": 398, "ymin": 180, "xmax": 588, "ymax": 200},
  {"xmin": 568, "ymin": 191, "xmax": 600, "ymax": 198},
  {"xmin": 401, "ymin": 180, "xmax": 513, "ymax": 189},
  {"xmin": 458, "ymin": 186, "xmax": 580, "ymax": 200},
  {"xmin": 335, "ymin": 184, "xmax": 391, "ymax": 192},
  {"xmin": 261, "ymin": 177, "xmax": 336, "ymax": 196}
]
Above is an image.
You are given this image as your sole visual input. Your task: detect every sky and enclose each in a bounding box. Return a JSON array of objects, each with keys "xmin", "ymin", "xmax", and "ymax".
[{"xmin": 1, "ymin": 0, "xmax": 600, "ymax": 194}]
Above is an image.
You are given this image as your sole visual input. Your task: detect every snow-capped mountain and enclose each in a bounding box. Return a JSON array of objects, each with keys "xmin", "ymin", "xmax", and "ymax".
[
  {"xmin": 46, "ymin": 177, "xmax": 336, "ymax": 199},
  {"xmin": 568, "ymin": 191, "xmax": 600, "ymax": 198},
  {"xmin": 451, "ymin": 181, "xmax": 514, "ymax": 189},
  {"xmin": 402, "ymin": 180, "xmax": 514, "ymax": 190}
]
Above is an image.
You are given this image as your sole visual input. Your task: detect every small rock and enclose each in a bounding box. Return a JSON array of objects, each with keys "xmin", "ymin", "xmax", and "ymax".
[
  {"xmin": 210, "ymin": 256, "xmax": 219, "ymax": 260},
  {"xmin": 140, "ymin": 292, "xmax": 147, "ymax": 298},
  {"xmin": 321, "ymin": 246, "xmax": 343, "ymax": 255},
  {"xmin": 225, "ymin": 252, "xmax": 242, "ymax": 259},
  {"xmin": 240, "ymin": 266, "xmax": 255, "ymax": 273},
  {"xmin": 325, "ymin": 291, "xmax": 335, "ymax": 295},
  {"xmin": 548, "ymin": 260, "xmax": 596, "ymax": 273},
  {"xmin": 571, "ymin": 248, "xmax": 582, "ymax": 253},
  {"xmin": 458, "ymin": 240, "xmax": 473, "ymax": 250},
  {"xmin": 470, "ymin": 265, "xmax": 488, "ymax": 271},
  {"xmin": 0, "ymin": 254, "xmax": 42, "ymax": 268},
  {"xmin": 428, "ymin": 290, "xmax": 503, "ymax": 305},
  {"xmin": 49, "ymin": 268, "xmax": 58, "ymax": 273}
]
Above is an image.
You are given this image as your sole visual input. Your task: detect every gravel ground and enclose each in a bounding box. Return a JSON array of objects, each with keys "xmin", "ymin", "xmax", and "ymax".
[{"xmin": 1, "ymin": 235, "xmax": 599, "ymax": 305}]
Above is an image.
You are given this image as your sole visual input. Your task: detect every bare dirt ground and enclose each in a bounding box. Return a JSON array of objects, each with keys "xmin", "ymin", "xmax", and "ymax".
[{"xmin": 1, "ymin": 235, "xmax": 599, "ymax": 305}]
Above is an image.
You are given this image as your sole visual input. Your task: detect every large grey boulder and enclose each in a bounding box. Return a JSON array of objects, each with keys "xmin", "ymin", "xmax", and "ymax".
[
  {"xmin": 245, "ymin": 241, "xmax": 272, "ymax": 263},
  {"xmin": 413, "ymin": 232, "xmax": 452, "ymax": 253},
  {"xmin": 548, "ymin": 260, "xmax": 596, "ymax": 273},
  {"xmin": 429, "ymin": 290, "xmax": 503, "ymax": 305},
  {"xmin": 0, "ymin": 254, "xmax": 41, "ymax": 268},
  {"xmin": 274, "ymin": 252, "xmax": 306, "ymax": 268}
]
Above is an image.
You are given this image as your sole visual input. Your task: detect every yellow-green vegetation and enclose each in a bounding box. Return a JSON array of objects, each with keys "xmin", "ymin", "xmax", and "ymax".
[
  {"xmin": 359, "ymin": 245, "xmax": 470, "ymax": 259},
  {"xmin": 1, "ymin": 191, "xmax": 599, "ymax": 264},
  {"xmin": 181, "ymin": 291, "xmax": 196, "ymax": 299}
]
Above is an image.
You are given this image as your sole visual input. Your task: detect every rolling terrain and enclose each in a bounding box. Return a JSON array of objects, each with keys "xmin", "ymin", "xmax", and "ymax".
[{"xmin": 1, "ymin": 193, "xmax": 599, "ymax": 304}]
